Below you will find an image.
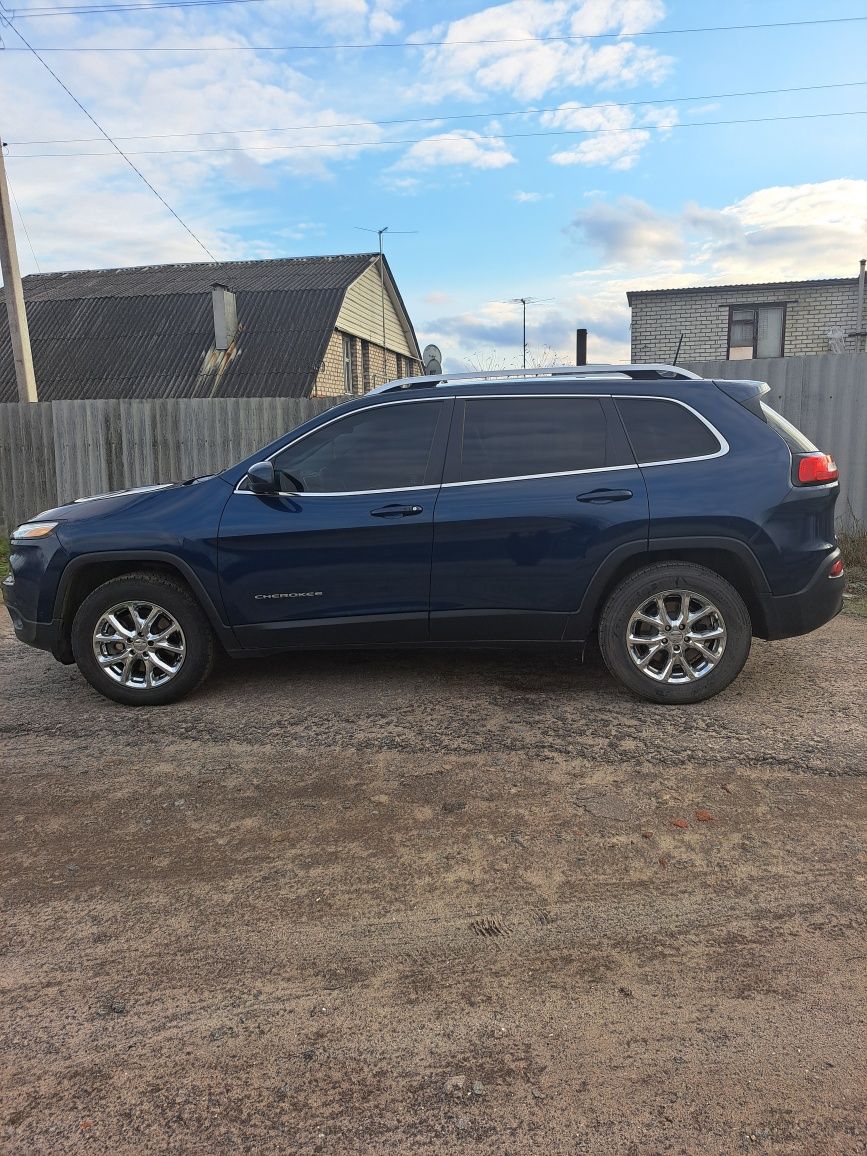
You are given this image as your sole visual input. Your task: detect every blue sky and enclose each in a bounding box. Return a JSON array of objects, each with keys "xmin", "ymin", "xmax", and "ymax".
[{"xmin": 2, "ymin": 0, "xmax": 867, "ymax": 366}]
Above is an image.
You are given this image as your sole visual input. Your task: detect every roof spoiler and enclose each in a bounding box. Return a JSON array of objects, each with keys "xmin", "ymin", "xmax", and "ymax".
[{"xmin": 714, "ymin": 378, "xmax": 771, "ymax": 418}]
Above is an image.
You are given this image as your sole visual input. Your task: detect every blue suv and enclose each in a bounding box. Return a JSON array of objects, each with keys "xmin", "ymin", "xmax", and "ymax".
[{"xmin": 3, "ymin": 365, "xmax": 844, "ymax": 706}]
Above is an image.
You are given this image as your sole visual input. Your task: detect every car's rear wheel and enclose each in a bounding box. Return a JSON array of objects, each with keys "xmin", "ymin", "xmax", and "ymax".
[
  {"xmin": 71, "ymin": 572, "xmax": 215, "ymax": 705},
  {"xmin": 598, "ymin": 562, "xmax": 752, "ymax": 703}
]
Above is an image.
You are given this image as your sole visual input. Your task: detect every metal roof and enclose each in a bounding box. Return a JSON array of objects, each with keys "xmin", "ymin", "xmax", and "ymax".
[
  {"xmin": 0, "ymin": 254, "xmax": 418, "ymax": 401},
  {"xmin": 19, "ymin": 253, "xmax": 379, "ymax": 301},
  {"xmin": 626, "ymin": 276, "xmax": 857, "ymax": 303}
]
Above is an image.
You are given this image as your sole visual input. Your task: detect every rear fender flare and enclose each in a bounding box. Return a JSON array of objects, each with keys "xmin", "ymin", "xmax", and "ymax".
[{"xmin": 565, "ymin": 536, "xmax": 770, "ymax": 641}]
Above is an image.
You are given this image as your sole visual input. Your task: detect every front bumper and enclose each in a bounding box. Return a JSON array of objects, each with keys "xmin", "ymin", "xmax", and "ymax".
[
  {"xmin": 756, "ymin": 549, "xmax": 845, "ymax": 640},
  {"xmin": 2, "ymin": 576, "xmax": 70, "ymax": 661}
]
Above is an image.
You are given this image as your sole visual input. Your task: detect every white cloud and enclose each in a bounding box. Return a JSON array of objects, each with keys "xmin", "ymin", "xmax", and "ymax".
[
  {"xmin": 545, "ymin": 101, "xmax": 678, "ymax": 169},
  {"xmin": 570, "ymin": 179, "xmax": 867, "ymax": 282},
  {"xmin": 410, "ymin": 0, "xmax": 671, "ymax": 102},
  {"xmin": 389, "ymin": 129, "xmax": 516, "ymax": 172},
  {"xmin": 513, "ymin": 190, "xmax": 551, "ymax": 202},
  {"xmin": 0, "ymin": 11, "xmax": 391, "ymax": 270},
  {"xmin": 424, "ymin": 290, "xmax": 453, "ymax": 305}
]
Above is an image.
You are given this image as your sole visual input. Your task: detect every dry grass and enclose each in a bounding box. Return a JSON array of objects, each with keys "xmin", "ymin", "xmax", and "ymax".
[{"xmin": 839, "ymin": 520, "xmax": 867, "ymax": 616}]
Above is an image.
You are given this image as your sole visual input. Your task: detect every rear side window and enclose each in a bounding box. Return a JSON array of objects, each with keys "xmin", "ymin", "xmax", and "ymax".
[
  {"xmin": 760, "ymin": 401, "xmax": 817, "ymax": 452},
  {"xmin": 458, "ymin": 397, "xmax": 628, "ymax": 482},
  {"xmin": 616, "ymin": 398, "xmax": 721, "ymax": 464}
]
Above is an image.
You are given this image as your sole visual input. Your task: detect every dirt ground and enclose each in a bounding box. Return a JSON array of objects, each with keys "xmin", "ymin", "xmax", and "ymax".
[{"xmin": 1, "ymin": 609, "xmax": 865, "ymax": 1155}]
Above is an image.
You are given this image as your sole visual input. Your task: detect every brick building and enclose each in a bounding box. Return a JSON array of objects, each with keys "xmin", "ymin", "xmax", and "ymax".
[
  {"xmin": 0, "ymin": 253, "xmax": 422, "ymax": 402},
  {"xmin": 628, "ymin": 273, "xmax": 866, "ymax": 363}
]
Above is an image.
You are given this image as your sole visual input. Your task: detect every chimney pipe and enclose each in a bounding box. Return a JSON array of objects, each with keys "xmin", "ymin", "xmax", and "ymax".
[
  {"xmin": 212, "ymin": 283, "xmax": 238, "ymax": 351},
  {"xmin": 858, "ymin": 259, "xmax": 866, "ymax": 353},
  {"xmin": 575, "ymin": 328, "xmax": 587, "ymax": 365}
]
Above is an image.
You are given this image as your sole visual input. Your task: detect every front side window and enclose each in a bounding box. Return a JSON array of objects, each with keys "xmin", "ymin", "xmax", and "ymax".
[
  {"xmin": 728, "ymin": 305, "xmax": 785, "ymax": 359},
  {"xmin": 616, "ymin": 398, "xmax": 722, "ymax": 463},
  {"xmin": 458, "ymin": 397, "xmax": 626, "ymax": 483},
  {"xmin": 272, "ymin": 402, "xmax": 442, "ymax": 493}
]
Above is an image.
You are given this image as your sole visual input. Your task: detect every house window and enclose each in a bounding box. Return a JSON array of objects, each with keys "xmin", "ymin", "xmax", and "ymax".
[
  {"xmin": 342, "ymin": 334, "xmax": 354, "ymax": 392},
  {"xmin": 727, "ymin": 305, "xmax": 785, "ymax": 359},
  {"xmin": 361, "ymin": 340, "xmax": 371, "ymax": 392}
]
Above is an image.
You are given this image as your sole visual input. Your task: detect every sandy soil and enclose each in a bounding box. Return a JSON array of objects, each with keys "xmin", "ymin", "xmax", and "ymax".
[{"xmin": 1, "ymin": 611, "xmax": 865, "ymax": 1154}]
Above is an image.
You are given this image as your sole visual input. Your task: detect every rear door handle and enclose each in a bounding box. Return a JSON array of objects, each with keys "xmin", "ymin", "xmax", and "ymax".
[
  {"xmin": 576, "ymin": 488, "xmax": 633, "ymax": 503},
  {"xmin": 370, "ymin": 504, "xmax": 424, "ymax": 517}
]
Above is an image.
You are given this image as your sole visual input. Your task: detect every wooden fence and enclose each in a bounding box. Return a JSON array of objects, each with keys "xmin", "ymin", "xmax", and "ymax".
[
  {"xmin": 1, "ymin": 354, "xmax": 865, "ymax": 532},
  {"xmin": 0, "ymin": 396, "xmax": 345, "ymax": 532}
]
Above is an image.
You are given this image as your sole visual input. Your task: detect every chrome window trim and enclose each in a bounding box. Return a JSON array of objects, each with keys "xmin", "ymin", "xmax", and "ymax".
[
  {"xmin": 232, "ymin": 392, "xmax": 728, "ymax": 497},
  {"xmin": 441, "ymin": 463, "xmax": 639, "ymax": 489}
]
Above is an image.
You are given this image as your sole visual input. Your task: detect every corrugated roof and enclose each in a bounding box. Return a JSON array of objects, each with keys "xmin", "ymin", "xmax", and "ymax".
[
  {"xmin": 627, "ymin": 276, "xmax": 857, "ymax": 303},
  {"xmin": 20, "ymin": 253, "xmax": 378, "ymax": 301},
  {"xmin": 0, "ymin": 254, "xmax": 413, "ymax": 401}
]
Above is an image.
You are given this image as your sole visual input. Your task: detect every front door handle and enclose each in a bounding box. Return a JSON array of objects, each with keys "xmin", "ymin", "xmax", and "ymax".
[
  {"xmin": 370, "ymin": 504, "xmax": 424, "ymax": 517},
  {"xmin": 576, "ymin": 488, "xmax": 634, "ymax": 503}
]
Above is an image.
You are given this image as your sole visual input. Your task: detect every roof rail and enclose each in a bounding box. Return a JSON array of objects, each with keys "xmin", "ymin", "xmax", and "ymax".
[{"xmin": 368, "ymin": 363, "xmax": 701, "ymax": 394}]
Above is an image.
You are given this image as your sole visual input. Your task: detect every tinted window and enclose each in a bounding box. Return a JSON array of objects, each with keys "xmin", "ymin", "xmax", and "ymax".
[
  {"xmin": 272, "ymin": 402, "xmax": 442, "ymax": 492},
  {"xmin": 760, "ymin": 401, "xmax": 817, "ymax": 452},
  {"xmin": 458, "ymin": 397, "xmax": 624, "ymax": 483},
  {"xmin": 616, "ymin": 398, "xmax": 721, "ymax": 463}
]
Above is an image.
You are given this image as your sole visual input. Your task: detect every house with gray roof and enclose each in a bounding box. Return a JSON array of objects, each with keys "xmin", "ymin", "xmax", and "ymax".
[{"xmin": 0, "ymin": 253, "xmax": 422, "ymax": 402}]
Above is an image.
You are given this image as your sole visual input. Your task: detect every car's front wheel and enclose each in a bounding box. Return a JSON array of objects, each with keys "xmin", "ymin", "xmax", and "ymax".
[
  {"xmin": 71, "ymin": 572, "xmax": 216, "ymax": 705},
  {"xmin": 598, "ymin": 562, "xmax": 752, "ymax": 704}
]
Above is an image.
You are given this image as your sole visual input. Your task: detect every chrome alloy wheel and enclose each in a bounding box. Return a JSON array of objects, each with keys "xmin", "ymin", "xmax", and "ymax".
[
  {"xmin": 626, "ymin": 589, "xmax": 727, "ymax": 684},
  {"xmin": 92, "ymin": 601, "xmax": 186, "ymax": 689}
]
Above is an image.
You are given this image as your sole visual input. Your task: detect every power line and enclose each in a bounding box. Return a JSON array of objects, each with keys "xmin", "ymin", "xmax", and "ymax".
[
  {"xmin": 8, "ymin": 79, "xmax": 867, "ymax": 146},
  {"xmin": 7, "ymin": 108, "xmax": 867, "ymax": 159},
  {"xmin": 5, "ymin": 163, "xmax": 41, "ymax": 271},
  {"xmin": 1, "ymin": 0, "xmax": 269, "ymax": 14},
  {"xmin": 1, "ymin": 12, "xmax": 865, "ymax": 41},
  {"xmin": 0, "ymin": 17, "xmax": 217, "ymax": 259}
]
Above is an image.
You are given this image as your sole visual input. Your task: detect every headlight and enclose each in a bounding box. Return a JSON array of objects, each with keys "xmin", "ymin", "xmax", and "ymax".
[{"xmin": 11, "ymin": 521, "xmax": 59, "ymax": 541}]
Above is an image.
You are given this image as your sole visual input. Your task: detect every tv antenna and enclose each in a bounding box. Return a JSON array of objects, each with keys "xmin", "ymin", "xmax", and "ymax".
[
  {"xmin": 504, "ymin": 296, "xmax": 553, "ymax": 368},
  {"xmin": 355, "ymin": 225, "xmax": 418, "ymax": 353}
]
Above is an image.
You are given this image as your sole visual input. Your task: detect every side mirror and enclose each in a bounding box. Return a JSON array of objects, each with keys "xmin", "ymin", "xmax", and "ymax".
[{"xmin": 246, "ymin": 461, "xmax": 278, "ymax": 494}]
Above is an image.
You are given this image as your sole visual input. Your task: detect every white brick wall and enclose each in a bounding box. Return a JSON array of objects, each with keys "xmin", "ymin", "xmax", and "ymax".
[{"xmin": 629, "ymin": 280, "xmax": 862, "ymax": 362}]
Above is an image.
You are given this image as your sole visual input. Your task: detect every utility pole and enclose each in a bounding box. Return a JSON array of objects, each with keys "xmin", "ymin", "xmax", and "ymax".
[{"xmin": 0, "ymin": 142, "xmax": 37, "ymax": 402}]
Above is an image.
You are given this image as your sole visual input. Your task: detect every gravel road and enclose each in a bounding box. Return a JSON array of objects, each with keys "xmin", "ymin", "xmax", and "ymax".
[{"xmin": 1, "ymin": 611, "xmax": 865, "ymax": 1154}]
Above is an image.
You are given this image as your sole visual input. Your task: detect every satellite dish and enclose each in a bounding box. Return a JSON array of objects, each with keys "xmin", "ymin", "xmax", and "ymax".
[{"xmin": 423, "ymin": 343, "xmax": 443, "ymax": 375}]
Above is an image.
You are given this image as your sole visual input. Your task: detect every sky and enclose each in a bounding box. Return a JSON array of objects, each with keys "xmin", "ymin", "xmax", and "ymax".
[{"xmin": 1, "ymin": 0, "xmax": 867, "ymax": 368}]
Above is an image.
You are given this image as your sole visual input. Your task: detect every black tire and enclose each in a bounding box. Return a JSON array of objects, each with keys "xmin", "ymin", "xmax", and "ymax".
[
  {"xmin": 71, "ymin": 571, "xmax": 216, "ymax": 706},
  {"xmin": 598, "ymin": 562, "xmax": 752, "ymax": 704}
]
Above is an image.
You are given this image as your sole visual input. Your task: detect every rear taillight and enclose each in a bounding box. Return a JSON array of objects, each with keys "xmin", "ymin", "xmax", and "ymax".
[
  {"xmin": 829, "ymin": 558, "xmax": 844, "ymax": 578},
  {"xmin": 796, "ymin": 452, "xmax": 838, "ymax": 485}
]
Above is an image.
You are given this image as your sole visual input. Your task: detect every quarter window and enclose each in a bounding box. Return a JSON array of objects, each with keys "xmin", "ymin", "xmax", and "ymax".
[
  {"xmin": 458, "ymin": 397, "xmax": 626, "ymax": 482},
  {"xmin": 271, "ymin": 402, "xmax": 443, "ymax": 493},
  {"xmin": 616, "ymin": 398, "xmax": 721, "ymax": 463}
]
